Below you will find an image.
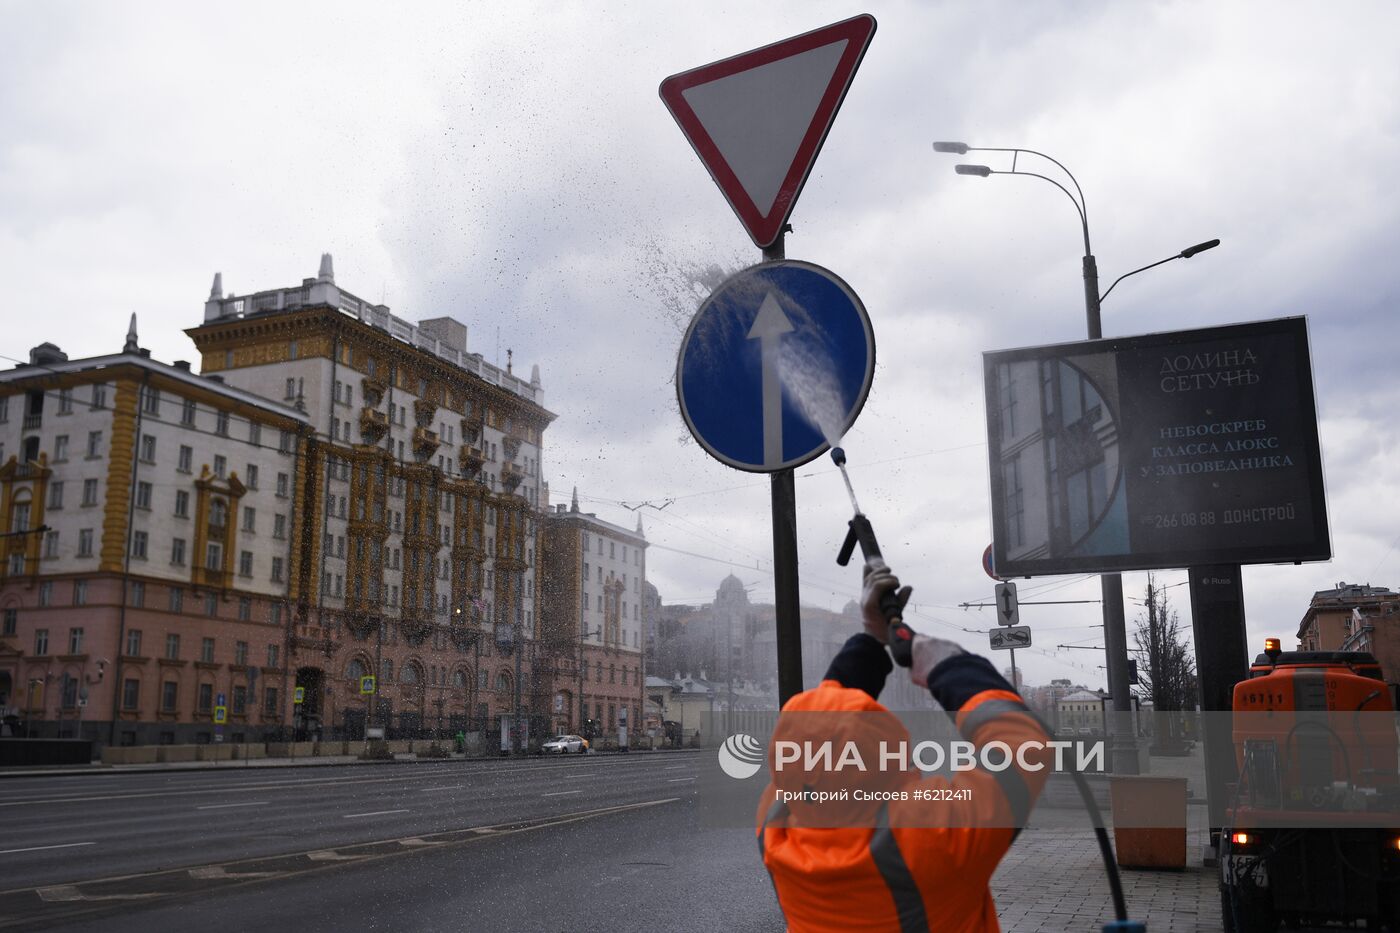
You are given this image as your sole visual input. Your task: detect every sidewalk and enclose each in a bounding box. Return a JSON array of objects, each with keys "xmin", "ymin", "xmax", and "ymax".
[{"xmin": 992, "ymin": 802, "xmax": 1220, "ymax": 932}]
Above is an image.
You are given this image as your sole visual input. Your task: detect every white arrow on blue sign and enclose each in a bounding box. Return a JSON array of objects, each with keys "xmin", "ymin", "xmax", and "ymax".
[{"xmin": 676, "ymin": 260, "xmax": 874, "ymax": 473}]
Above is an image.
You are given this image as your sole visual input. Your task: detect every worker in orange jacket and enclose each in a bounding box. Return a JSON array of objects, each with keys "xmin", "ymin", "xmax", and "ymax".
[{"xmin": 757, "ymin": 564, "xmax": 1052, "ymax": 932}]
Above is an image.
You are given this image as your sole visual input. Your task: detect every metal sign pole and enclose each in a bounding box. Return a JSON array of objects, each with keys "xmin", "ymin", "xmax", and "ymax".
[{"xmin": 763, "ymin": 231, "xmax": 804, "ymax": 708}]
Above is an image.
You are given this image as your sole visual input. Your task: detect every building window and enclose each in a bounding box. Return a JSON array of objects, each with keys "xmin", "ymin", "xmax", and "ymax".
[
  {"xmin": 142, "ymin": 386, "xmax": 160, "ymax": 415},
  {"xmin": 198, "ymin": 683, "xmax": 213, "ymax": 712},
  {"xmin": 166, "ymin": 633, "xmax": 180, "ymax": 659},
  {"xmin": 242, "ymin": 506, "xmax": 256, "ymax": 533},
  {"xmin": 1, "ymin": 608, "xmax": 15, "ymax": 637},
  {"xmin": 246, "ymin": 464, "xmax": 259, "ymax": 489},
  {"xmin": 178, "ymin": 445, "xmax": 192, "ymax": 473},
  {"xmin": 214, "ymin": 455, "xmax": 226, "ymax": 478},
  {"xmin": 131, "ymin": 531, "xmax": 148, "ymax": 560},
  {"xmin": 234, "ymin": 640, "xmax": 248, "ymax": 666},
  {"xmin": 42, "ymin": 529, "xmax": 59, "ymax": 559},
  {"xmin": 67, "ymin": 627, "xmax": 84, "ymax": 654},
  {"xmin": 81, "ymin": 478, "xmax": 98, "ymax": 506},
  {"xmin": 126, "ymin": 629, "xmax": 142, "ymax": 656},
  {"xmin": 239, "ymin": 551, "xmax": 253, "ymax": 577},
  {"xmin": 182, "ymin": 399, "xmax": 196, "ymax": 426},
  {"xmin": 215, "ymin": 411, "xmax": 230, "ymax": 437},
  {"xmin": 53, "ymin": 435, "xmax": 68, "ymax": 461},
  {"xmin": 47, "ymin": 481, "xmax": 65, "ymax": 511},
  {"xmin": 279, "ymin": 431, "xmax": 292, "ymax": 454},
  {"xmin": 34, "ymin": 628, "xmax": 49, "ymax": 655},
  {"xmin": 273, "ymin": 514, "xmax": 286, "ymax": 539},
  {"xmin": 136, "ymin": 481, "xmax": 152, "ymax": 510},
  {"xmin": 74, "ymin": 528, "xmax": 93, "ymax": 558},
  {"xmin": 174, "ymin": 490, "xmax": 190, "ymax": 518},
  {"xmin": 276, "ymin": 472, "xmax": 289, "ymax": 498},
  {"xmin": 122, "ymin": 678, "xmax": 140, "ymax": 710},
  {"xmin": 238, "ymin": 597, "xmax": 251, "ymax": 620},
  {"xmin": 162, "ymin": 681, "xmax": 178, "ymax": 712},
  {"xmin": 140, "ymin": 434, "xmax": 157, "ymax": 462},
  {"xmin": 128, "ymin": 581, "xmax": 144, "ymax": 608},
  {"xmin": 249, "ymin": 423, "xmax": 261, "ymax": 447},
  {"xmin": 204, "ymin": 593, "xmax": 218, "ymax": 617},
  {"xmin": 271, "ymin": 557, "xmax": 284, "ymax": 583},
  {"xmin": 168, "ymin": 588, "xmax": 184, "ymax": 613},
  {"xmin": 38, "ymin": 581, "xmax": 53, "ymax": 607},
  {"xmin": 73, "ymin": 580, "xmax": 87, "ymax": 606},
  {"xmin": 86, "ymin": 431, "xmax": 103, "ymax": 458},
  {"xmin": 264, "ymin": 686, "xmax": 278, "ymax": 716},
  {"xmin": 91, "ymin": 384, "xmax": 106, "ymax": 409},
  {"xmin": 232, "ymin": 684, "xmax": 247, "ymax": 715},
  {"xmin": 205, "ymin": 542, "xmax": 222, "ymax": 571},
  {"xmin": 267, "ymin": 644, "xmax": 280, "ymax": 668},
  {"xmin": 201, "ymin": 637, "xmax": 215, "ymax": 662},
  {"xmin": 171, "ymin": 538, "xmax": 186, "ymax": 566}
]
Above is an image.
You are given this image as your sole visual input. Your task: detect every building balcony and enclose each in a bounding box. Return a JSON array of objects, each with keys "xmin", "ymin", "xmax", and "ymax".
[
  {"xmin": 461, "ymin": 445, "xmax": 484, "ymax": 478},
  {"xmin": 359, "ymin": 408, "xmax": 389, "ymax": 445},
  {"xmin": 413, "ymin": 399, "xmax": 437, "ymax": 428},
  {"xmin": 501, "ymin": 462, "xmax": 523, "ymax": 493},
  {"xmin": 460, "ymin": 415, "xmax": 483, "ymax": 445},
  {"xmin": 411, "ymin": 427, "xmax": 440, "ymax": 461},
  {"xmin": 502, "ymin": 432, "xmax": 523, "ymax": 462},
  {"xmin": 22, "ymin": 413, "xmax": 41, "ymax": 430},
  {"xmin": 360, "ymin": 376, "xmax": 386, "ymax": 407}
]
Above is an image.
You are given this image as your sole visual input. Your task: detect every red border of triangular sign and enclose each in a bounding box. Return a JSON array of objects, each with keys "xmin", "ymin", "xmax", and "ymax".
[{"xmin": 659, "ymin": 14, "xmax": 877, "ymax": 249}]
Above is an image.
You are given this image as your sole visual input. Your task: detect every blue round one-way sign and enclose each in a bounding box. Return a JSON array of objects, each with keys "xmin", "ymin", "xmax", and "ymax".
[{"xmin": 676, "ymin": 260, "xmax": 874, "ymax": 473}]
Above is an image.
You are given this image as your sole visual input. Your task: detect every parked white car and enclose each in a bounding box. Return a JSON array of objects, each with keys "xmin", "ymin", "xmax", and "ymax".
[{"xmin": 542, "ymin": 734, "xmax": 588, "ymax": 754}]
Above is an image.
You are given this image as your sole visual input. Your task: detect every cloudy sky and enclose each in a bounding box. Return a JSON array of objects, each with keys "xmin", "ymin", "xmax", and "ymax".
[{"xmin": 5, "ymin": 1, "xmax": 1399, "ymax": 690}]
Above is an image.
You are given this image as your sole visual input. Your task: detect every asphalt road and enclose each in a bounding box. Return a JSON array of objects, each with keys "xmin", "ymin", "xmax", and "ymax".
[{"xmin": 0, "ymin": 752, "xmax": 782, "ymax": 932}]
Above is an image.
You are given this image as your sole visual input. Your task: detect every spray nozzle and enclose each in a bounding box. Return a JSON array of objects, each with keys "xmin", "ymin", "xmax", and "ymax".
[{"xmin": 830, "ymin": 446, "xmax": 846, "ymax": 467}]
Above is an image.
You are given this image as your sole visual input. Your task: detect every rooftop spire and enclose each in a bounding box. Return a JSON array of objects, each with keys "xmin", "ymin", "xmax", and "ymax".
[
  {"xmin": 123, "ymin": 313, "xmax": 139, "ymax": 354},
  {"xmin": 317, "ymin": 253, "xmax": 335, "ymax": 284},
  {"xmin": 209, "ymin": 272, "xmax": 223, "ymax": 300},
  {"xmin": 571, "ymin": 486, "xmax": 579, "ymax": 512},
  {"xmin": 530, "ymin": 363, "xmax": 541, "ymax": 387}
]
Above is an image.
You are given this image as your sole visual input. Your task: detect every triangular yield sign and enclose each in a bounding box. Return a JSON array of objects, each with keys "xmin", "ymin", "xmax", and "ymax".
[{"xmin": 659, "ymin": 14, "xmax": 876, "ymax": 249}]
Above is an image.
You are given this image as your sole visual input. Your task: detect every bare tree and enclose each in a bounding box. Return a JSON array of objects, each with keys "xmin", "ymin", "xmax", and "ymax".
[{"xmin": 1132, "ymin": 574, "xmax": 1197, "ymax": 713}]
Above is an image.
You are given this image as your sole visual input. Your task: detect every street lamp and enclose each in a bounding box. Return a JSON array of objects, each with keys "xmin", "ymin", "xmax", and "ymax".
[
  {"xmin": 578, "ymin": 624, "xmax": 601, "ymax": 737},
  {"xmin": 934, "ymin": 140, "xmax": 1220, "ymax": 775}
]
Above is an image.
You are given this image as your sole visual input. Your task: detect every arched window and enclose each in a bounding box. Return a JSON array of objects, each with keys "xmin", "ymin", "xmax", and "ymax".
[
  {"xmin": 347, "ymin": 659, "xmax": 367, "ymax": 680},
  {"xmin": 453, "ymin": 670, "xmax": 467, "ymax": 690},
  {"xmin": 400, "ymin": 662, "xmax": 422, "ymax": 685},
  {"xmin": 495, "ymin": 671, "xmax": 511, "ymax": 693}
]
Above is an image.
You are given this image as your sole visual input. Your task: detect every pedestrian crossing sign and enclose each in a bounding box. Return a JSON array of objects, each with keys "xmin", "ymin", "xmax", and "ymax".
[
  {"xmin": 359, "ymin": 675, "xmax": 376, "ymax": 695},
  {"xmin": 294, "ymin": 686, "xmax": 305, "ymax": 705},
  {"xmin": 214, "ymin": 705, "xmax": 227, "ymax": 724}
]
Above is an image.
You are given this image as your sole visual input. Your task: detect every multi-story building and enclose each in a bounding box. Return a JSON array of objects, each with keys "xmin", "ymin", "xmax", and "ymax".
[
  {"xmin": 0, "ymin": 253, "xmax": 561, "ymax": 751},
  {"xmin": 1298, "ymin": 581, "xmax": 1400, "ymax": 683},
  {"xmin": 186, "ymin": 255, "xmax": 555, "ymax": 743},
  {"xmin": 538, "ymin": 492, "xmax": 647, "ymax": 739},
  {"xmin": 0, "ymin": 324, "xmax": 311, "ymax": 745}
]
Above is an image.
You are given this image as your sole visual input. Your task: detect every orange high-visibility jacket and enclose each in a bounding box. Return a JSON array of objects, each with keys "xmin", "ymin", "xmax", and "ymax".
[{"xmin": 756, "ymin": 634, "xmax": 1051, "ymax": 933}]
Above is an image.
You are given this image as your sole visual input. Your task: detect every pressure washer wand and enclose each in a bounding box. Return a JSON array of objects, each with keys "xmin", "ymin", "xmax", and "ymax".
[{"xmin": 831, "ymin": 447, "xmax": 915, "ymax": 668}]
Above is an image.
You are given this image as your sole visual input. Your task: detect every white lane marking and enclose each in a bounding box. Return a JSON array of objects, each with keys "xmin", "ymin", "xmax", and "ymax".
[
  {"xmin": 542, "ymin": 790, "xmax": 582, "ymax": 797},
  {"xmin": 667, "ymin": 777, "xmax": 697, "ymax": 783},
  {"xmin": 196, "ymin": 801, "xmax": 268, "ymax": 810},
  {"xmin": 398, "ymin": 838, "xmax": 444, "ymax": 847},
  {"xmin": 343, "ymin": 808, "xmax": 410, "ymax": 819},
  {"xmin": 420, "ymin": 785, "xmax": 462, "ymax": 792},
  {"xmin": 662, "ymin": 765, "xmax": 688, "ymax": 771},
  {"xmin": 307, "ymin": 850, "xmax": 362, "ymax": 861},
  {"xmin": 0, "ymin": 756, "xmax": 694, "ymax": 807},
  {"xmin": 0, "ymin": 841, "xmax": 96, "ymax": 856},
  {"xmin": 37, "ymin": 883, "xmax": 157, "ymax": 903}
]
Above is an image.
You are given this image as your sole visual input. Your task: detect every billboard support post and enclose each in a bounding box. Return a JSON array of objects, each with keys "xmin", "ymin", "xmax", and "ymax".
[{"xmin": 1187, "ymin": 564, "xmax": 1250, "ymax": 852}]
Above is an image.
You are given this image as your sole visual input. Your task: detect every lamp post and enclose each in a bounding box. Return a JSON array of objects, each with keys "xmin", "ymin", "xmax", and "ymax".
[
  {"xmin": 935, "ymin": 141, "xmax": 1219, "ymax": 775},
  {"xmin": 577, "ymin": 624, "xmax": 601, "ymax": 736}
]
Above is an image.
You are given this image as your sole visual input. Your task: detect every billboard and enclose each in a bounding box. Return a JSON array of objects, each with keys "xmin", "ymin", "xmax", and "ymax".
[{"xmin": 983, "ymin": 317, "xmax": 1329, "ymax": 577}]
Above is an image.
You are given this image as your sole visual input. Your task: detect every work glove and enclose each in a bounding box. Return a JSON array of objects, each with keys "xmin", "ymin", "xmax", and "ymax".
[
  {"xmin": 909, "ymin": 634, "xmax": 966, "ymax": 688},
  {"xmin": 860, "ymin": 558, "xmax": 912, "ymax": 644}
]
